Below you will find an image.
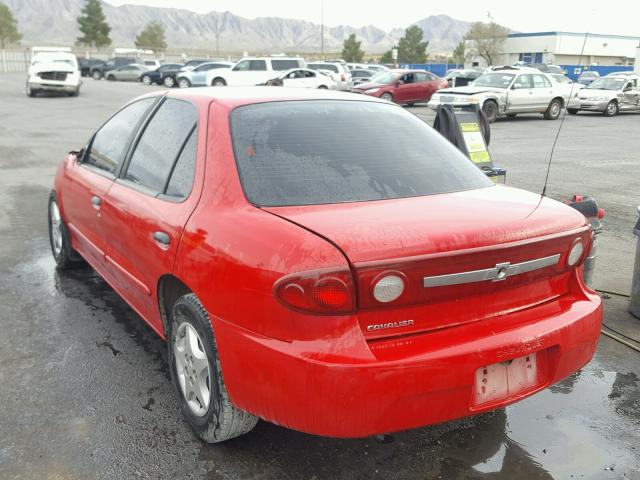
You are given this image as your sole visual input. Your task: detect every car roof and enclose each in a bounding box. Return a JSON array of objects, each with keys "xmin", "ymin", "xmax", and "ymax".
[{"xmin": 159, "ymin": 86, "xmax": 388, "ymax": 109}]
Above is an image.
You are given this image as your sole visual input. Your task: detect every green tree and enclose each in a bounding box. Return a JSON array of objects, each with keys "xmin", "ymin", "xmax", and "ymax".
[
  {"xmin": 135, "ymin": 21, "xmax": 167, "ymax": 51},
  {"xmin": 465, "ymin": 14, "xmax": 508, "ymax": 66},
  {"xmin": 381, "ymin": 25, "xmax": 428, "ymax": 64},
  {"xmin": 0, "ymin": 2, "xmax": 22, "ymax": 48},
  {"xmin": 76, "ymin": 0, "xmax": 111, "ymax": 48},
  {"xmin": 452, "ymin": 40, "xmax": 465, "ymax": 65},
  {"xmin": 341, "ymin": 33, "xmax": 364, "ymax": 62}
]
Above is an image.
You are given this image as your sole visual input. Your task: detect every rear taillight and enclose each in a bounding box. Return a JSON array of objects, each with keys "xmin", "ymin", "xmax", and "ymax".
[
  {"xmin": 274, "ymin": 267, "xmax": 355, "ymax": 315},
  {"xmin": 341, "ymin": 74, "xmax": 346, "ymax": 81}
]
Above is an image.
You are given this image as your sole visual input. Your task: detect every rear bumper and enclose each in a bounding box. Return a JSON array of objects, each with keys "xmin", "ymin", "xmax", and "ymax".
[{"xmin": 215, "ymin": 286, "xmax": 601, "ymax": 438}]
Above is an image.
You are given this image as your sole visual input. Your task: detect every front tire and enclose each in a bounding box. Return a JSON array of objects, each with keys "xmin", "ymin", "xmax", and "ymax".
[
  {"xmin": 212, "ymin": 77, "xmax": 227, "ymax": 87},
  {"xmin": 106, "ymin": 74, "xmax": 116, "ymax": 81},
  {"xmin": 92, "ymin": 70, "xmax": 103, "ymax": 80},
  {"xmin": 178, "ymin": 77, "xmax": 191, "ymax": 88},
  {"xmin": 380, "ymin": 92, "xmax": 394, "ymax": 102},
  {"xmin": 163, "ymin": 76, "xmax": 176, "ymax": 88},
  {"xmin": 567, "ymin": 109, "xmax": 578, "ymax": 115},
  {"xmin": 168, "ymin": 294, "xmax": 258, "ymax": 443},
  {"xmin": 544, "ymin": 98, "xmax": 562, "ymax": 120},
  {"xmin": 141, "ymin": 75, "xmax": 152, "ymax": 86},
  {"xmin": 26, "ymin": 83, "xmax": 37, "ymax": 97},
  {"xmin": 482, "ymin": 100, "xmax": 498, "ymax": 123},
  {"xmin": 603, "ymin": 100, "xmax": 619, "ymax": 117},
  {"xmin": 48, "ymin": 192, "xmax": 83, "ymax": 269}
]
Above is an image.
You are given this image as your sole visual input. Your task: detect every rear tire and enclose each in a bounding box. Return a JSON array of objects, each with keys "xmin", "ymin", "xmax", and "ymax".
[
  {"xmin": 567, "ymin": 109, "xmax": 578, "ymax": 115},
  {"xmin": 163, "ymin": 76, "xmax": 176, "ymax": 88},
  {"xmin": 482, "ymin": 100, "xmax": 498, "ymax": 123},
  {"xmin": 317, "ymin": 85, "xmax": 329, "ymax": 89},
  {"xmin": 92, "ymin": 70, "xmax": 103, "ymax": 80},
  {"xmin": 212, "ymin": 77, "xmax": 227, "ymax": 87},
  {"xmin": 48, "ymin": 192, "xmax": 83, "ymax": 269},
  {"xmin": 603, "ymin": 100, "xmax": 619, "ymax": 117},
  {"xmin": 106, "ymin": 74, "xmax": 115, "ymax": 81},
  {"xmin": 543, "ymin": 98, "xmax": 562, "ymax": 120},
  {"xmin": 168, "ymin": 293, "xmax": 258, "ymax": 443},
  {"xmin": 141, "ymin": 75, "xmax": 152, "ymax": 86}
]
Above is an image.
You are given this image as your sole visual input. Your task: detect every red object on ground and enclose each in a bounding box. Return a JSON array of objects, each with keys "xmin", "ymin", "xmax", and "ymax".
[{"xmin": 53, "ymin": 88, "xmax": 602, "ymax": 438}]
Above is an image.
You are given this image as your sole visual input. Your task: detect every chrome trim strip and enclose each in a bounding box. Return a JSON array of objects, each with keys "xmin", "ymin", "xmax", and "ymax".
[{"xmin": 422, "ymin": 254, "xmax": 561, "ymax": 288}]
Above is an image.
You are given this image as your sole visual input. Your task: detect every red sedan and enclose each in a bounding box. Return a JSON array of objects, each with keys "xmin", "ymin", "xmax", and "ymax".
[
  {"xmin": 352, "ymin": 69, "xmax": 448, "ymax": 104},
  {"xmin": 48, "ymin": 87, "xmax": 601, "ymax": 442}
]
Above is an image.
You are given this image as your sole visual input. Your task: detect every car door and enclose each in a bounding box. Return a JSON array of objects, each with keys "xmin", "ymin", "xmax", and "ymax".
[
  {"xmin": 191, "ymin": 63, "xmax": 213, "ymax": 86},
  {"xmin": 282, "ymin": 69, "xmax": 305, "ymax": 88},
  {"xmin": 621, "ymin": 79, "xmax": 640, "ymax": 110},
  {"xmin": 63, "ymin": 98, "xmax": 157, "ymax": 270},
  {"xmin": 101, "ymin": 98, "xmax": 202, "ymax": 334},
  {"xmin": 507, "ymin": 74, "xmax": 535, "ymax": 112},
  {"xmin": 415, "ymin": 72, "xmax": 440, "ymax": 102},
  {"xmin": 531, "ymin": 74, "xmax": 555, "ymax": 110},
  {"xmin": 393, "ymin": 73, "xmax": 415, "ymax": 103}
]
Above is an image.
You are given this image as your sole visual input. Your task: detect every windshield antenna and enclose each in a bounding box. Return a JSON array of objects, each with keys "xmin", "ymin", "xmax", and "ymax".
[{"xmin": 541, "ymin": 32, "xmax": 590, "ymax": 196}]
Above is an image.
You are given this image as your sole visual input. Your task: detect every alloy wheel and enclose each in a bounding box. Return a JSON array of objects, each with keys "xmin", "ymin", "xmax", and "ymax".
[
  {"xmin": 174, "ymin": 322, "xmax": 211, "ymax": 417},
  {"xmin": 49, "ymin": 200, "xmax": 63, "ymax": 257}
]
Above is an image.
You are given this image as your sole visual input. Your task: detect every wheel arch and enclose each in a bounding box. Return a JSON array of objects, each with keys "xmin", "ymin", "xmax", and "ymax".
[
  {"xmin": 158, "ymin": 274, "xmax": 194, "ymax": 337},
  {"xmin": 552, "ymin": 96, "xmax": 565, "ymax": 107}
]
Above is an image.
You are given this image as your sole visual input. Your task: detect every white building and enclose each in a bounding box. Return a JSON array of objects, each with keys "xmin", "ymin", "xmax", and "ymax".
[{"xmin": 467, "ymin": 31, "xmax": 640, "ymax": 68}]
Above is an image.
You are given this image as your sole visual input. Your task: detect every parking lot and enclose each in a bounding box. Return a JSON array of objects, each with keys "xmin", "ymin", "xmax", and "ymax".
[{"xmin": 1, "ymin": 73, "xmax": 639, "ymax": 480}]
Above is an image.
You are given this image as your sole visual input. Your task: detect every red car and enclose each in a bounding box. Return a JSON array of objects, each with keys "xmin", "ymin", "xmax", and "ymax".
[
  {"xmin": 48, "ymin": 87, "xmax": 602, "ymax": 442},
  {"xmin": 352, "ymin": 69, "xmax": 448, "ymax": 105}
]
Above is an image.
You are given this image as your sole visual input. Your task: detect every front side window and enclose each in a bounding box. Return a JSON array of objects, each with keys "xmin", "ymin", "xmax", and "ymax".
[
  {"xmin": 125, "ymin": 99, "xmax": 197, "ymax": 194},
  {"xmin": 86, "ymin": 98, "xmax": 156, "ymax": 175},
  {"xmin": 230, "ymin": 101, "xmax": 492, "ymax": 206},
  {"xmin": 513, "ymin": 75, "xmax": 533, "ymax": 89},
  {"xmin": 472, "ymin": 73, "xmax": 515, "ymax": 89},
  {"xmin": 233, "ymin": 60, "xmax": 250, "ymax": 71}
]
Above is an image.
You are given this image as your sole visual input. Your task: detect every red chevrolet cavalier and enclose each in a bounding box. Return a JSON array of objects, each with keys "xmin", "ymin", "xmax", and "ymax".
[{"xmin": 48, "ymin": 87, "xmax": 602, "ymax": 442}]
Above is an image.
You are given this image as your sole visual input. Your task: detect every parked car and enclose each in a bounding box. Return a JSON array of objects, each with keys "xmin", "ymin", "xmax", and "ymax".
[
  {"xmin": 445, "ymin": 69, "xmax": 484, "ymax": 87},
  {"xmin": 429, "ymin": 70, "xmax": 566, "ymax": 122},
  {"xmin": 206, "ymin": 57, "xmax": 305, "ymax": 87},
  {"xmin": 78, "ymin": 58, "xmax": 105, "ymax": 77},
  {"xmin": 90, "ymin": 57, "xmax": 139, "ymax": 80},
  {"xmin": 106, "ymin": 64, "xmax": 149, "ymax": 82},
  {"xmin": 307, "ymin": 61, "xmax": 352, "ymax": 91},
  {"xmin": 27, "ymin": 51, "xmax": 81, "ymax": 97},
  {"xmin": 177, "ymin": 62, "xmax": 233, "ymax": 88},
  {"xmin": 48, "ymin": 87, "xmax": 601, "ymax": 443},
  {"xmin": 349, "ymin": 68, "xmax": 374, "ymax": 86},
  {"xmin": 365, "ymin": 64, "xmax": 389, "ymax": 72},
  {"xmin": 353, "ymin": 69, "xmax": 447, "ymax": 105},
  {"xmin": 260, "ymin": 68, "xmax": 337, "ymax": 89},
  {"xmin": 140, "ymin": 64, "xmax": 184, "ymax": 86},
  {"xmin": 142, "ymin": 59, "xmax": 162, "ymax": 70},
  {"xmin": 576, "ymin": 71, "xmax": 600, "ymax": 86},
  {"xmin": 567, "ymin": 74, "xmax": 640, "ymax": 116},
  {"xmin": 605, "ymin": 71, "xmax": 636, "ymax": 77},
  {"xmin": 522, "ymin": 63, "xmax": 566, "ymax": 74}
]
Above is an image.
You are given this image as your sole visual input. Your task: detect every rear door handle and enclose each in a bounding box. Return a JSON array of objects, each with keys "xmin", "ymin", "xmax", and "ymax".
[
  {"xmin": 91, "ymin": 195, "xmax": 101, "ymax": 207},
  {"xmin": 153, "ymin": 231, "xmax": 170, "ymax": 246}
]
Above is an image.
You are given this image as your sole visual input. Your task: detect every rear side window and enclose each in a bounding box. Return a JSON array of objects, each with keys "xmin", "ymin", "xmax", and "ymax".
[
  {"xmin": 250, "ymin": 60, "xmax": 267, "ymax": 71},
  {"xmin": 230, "ymin": 101, "xmax": 492, "ymax": 206},
  {"xmin": 271, "ymin": 59, "xmax": 301, "ymax": 71},
  {"xmin": 125, "ymin": 98, "xmax": 197, "ymax": 195},
  {"xmin": 310, "ymin": 63, "xmax": 338, "ymax": 73},
  {"xmin": 533, "ymin": 74, "xmax": 551, "ymax": 88},
  {"xmin": 87, "ymin": 98, "xmax": 156, "ymax": 175},
  {"xmin": 165, "ymin": 129, "xmax": 197, "ymax": 199}
]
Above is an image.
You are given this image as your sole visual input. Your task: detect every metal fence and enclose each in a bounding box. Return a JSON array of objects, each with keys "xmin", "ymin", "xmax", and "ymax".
[{"xmin": 399, "ymin": 63, "xmax": 464, "ymax": 77}]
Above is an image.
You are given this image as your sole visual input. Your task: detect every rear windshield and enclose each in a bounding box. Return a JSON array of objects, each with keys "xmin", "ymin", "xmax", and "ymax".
[{"xmin": 230, "ymin": 100, "xmax": 492, "ymax": 206}]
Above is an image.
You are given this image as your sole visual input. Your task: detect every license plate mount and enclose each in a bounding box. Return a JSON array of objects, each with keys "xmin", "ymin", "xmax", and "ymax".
[{"xmin": 471, "ymin": 352, "xmax": 541, "ymax": 407}]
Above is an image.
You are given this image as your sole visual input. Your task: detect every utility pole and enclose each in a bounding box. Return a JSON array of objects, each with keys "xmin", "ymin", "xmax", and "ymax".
[
  {"xmin": 215, "ymin": 17, "xmax": 220, "ymax": 58},
  {"xmin": 320, "ymin": 0, "xmax": 324, "ymax": 59}
]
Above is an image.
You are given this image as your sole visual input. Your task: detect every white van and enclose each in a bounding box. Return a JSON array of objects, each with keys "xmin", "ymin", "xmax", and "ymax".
[
  {"xmin": 206, "ymin": 57, "xmax": 306, "ymax": 87},
  {"xmin": 26, "ymin": 51, "xmax": 82, "ymax": 97}
]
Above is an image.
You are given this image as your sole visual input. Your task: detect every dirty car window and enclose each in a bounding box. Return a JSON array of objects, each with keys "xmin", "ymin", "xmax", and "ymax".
[{"xmin": 230, "ymin": 100, "xmax": 492, "ymax": 206}]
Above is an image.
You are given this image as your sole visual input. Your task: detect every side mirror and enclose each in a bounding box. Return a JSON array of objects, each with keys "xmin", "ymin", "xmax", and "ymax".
[{"xmin": 395, "ymin": 80, "xmax": 404, "ymax": 86}]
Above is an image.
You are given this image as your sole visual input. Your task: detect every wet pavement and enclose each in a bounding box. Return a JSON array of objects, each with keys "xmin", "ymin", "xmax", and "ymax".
[{"xmin": 1, "ymin": 74, "xmax": 640, "ymax": 479}]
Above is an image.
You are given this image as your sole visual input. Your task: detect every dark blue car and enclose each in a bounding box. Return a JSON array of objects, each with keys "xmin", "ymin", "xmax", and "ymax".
[{"xmin": 139, "ymin": 64, "xmax": 184, "ymax": 86}]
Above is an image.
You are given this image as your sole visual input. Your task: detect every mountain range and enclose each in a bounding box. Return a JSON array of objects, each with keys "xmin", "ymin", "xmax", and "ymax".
[{"xmin": 4, "ymin": 0, "xmax": 474, "ymax": 54}]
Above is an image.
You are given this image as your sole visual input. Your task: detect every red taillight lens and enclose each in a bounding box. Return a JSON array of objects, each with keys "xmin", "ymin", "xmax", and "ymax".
[
  {"xmin": 341, "ymin": 74, "xmax": 346, "ymax": 81},
  {"xmin": 274, "ymin": 268, "xmax": 355, "ymax": 315}
]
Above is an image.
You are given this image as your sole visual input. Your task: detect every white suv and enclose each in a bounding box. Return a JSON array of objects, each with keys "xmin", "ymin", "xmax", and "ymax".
[
  {"xmin": 206, "ymin": 57, "xmax": 306, "ymax": 87},
  {"xmin": 26, "ymin": 51, "xmax": 82, "ymax": 97},
  {"xmin": 307, "ymin": 61, "xmax": 353, "ymax": 91}
]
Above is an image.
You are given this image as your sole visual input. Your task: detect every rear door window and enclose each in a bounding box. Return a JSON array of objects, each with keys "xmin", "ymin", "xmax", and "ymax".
[
  {"xmin": 230, "ymin": 100, "xmax": 492, "ymax": 206},
  {"xmin": 124, "ymin": 98, "xmax": 197, "ymax": 195},
  {"xmin": 86, "ymin": 98, "xmax": 156, "ymax": 176},
  {"xmin": 249, "ymin": 60, "xmax": 267, "ymax": 71},
  {"xmin": 271, "ymin": 59, "xmax": 301, "ymax": 70},
  {"xmin": 533, "ymin": 74, "xmax": 551, "ymax": 88}
]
